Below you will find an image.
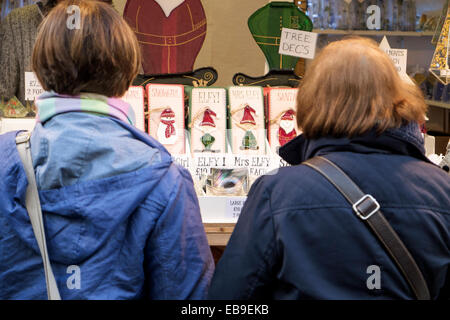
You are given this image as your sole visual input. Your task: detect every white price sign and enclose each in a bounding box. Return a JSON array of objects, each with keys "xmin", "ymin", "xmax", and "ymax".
[
  {"xmin": 225, "ymin": 197, "xmax": 246, "ymax": 220},
  {"xmin": 379, "ymin": 36, "xmax": 408, "ymax": 75},
  {"xmin": 25, "ymin": 72, "xmax": 45, "ymax": 101},
  {"xmin": 385, "ymin": 48, "xmax": 407, "ymax": 74},
  {"xmin": 278, "ymin": 28, "xmax": 318, "ymax": 60}
]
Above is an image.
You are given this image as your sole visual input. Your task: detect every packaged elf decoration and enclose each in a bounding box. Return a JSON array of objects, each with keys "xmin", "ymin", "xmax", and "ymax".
[
  {"xmin": 147, "ymin": 84, "xmax": 185, "ymax": 154},
  {"xmin": 122, "ymin": 86, "xmax": 145, "ymax": 132},
  {"xmin": 267, "ymin": 88, "xmax": 300, "ymax": 154},
  {"xmin": 228, "ymin": 86, "xmax": 266, "ymax": 155},
  {"xmin": 189, "ymin": 87, "xmax": 227, "ymax": 154}
]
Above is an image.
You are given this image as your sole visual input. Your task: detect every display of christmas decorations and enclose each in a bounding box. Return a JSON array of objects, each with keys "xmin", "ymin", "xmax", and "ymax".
[
  {"xmin": 147, "ymin": 84, "xmax": 185, "ymax": 154},
  {"xmin": 189, "ymin": 88, "xmax": 227, "ymax": 154},
  {"xmin": 121, "ymin": 86, "xmax": 145, "ymax": 132},
  {"xmin": 267, "ymin": 88, "xmax": 300, "ymax": 154},
  {"xmin": 228, "ymin": 86, "xmax": 266, "ymax": 155}
]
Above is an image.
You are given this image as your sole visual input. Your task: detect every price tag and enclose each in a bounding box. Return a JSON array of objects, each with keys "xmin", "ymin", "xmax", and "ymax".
[
  {"xmin": 379, "ymin": 36, "xmax": 408, "ymax": 75},
  {"xmin": 225, "ymin": 197, "xmax": 246, "ymax": 220},
  {"xmin": 25, "ymin": 72, "xmax": 45, "ymax": 101},
  {"xmin": 232, "ymin": 154, "xmax": 276, "ymax": 177},
  {"xmin": 385, "ymin": 48, "xmax": 407, "ymax": 74},
  {"xmin": 190, "ymin": 153, "xmax": 230, "ymax": 181},
  {"xmin": 278, "ymin": 28, "xmax": 318, "ymax": 60}
]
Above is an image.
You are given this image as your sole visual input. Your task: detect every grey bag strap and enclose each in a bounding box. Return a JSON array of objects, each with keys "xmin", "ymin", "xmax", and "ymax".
[
  {"xmin": 15, "ymin": 131, "xmax": 61, "ymax": 300},
  {"xmin": 304, "ymin": 156, "xmax": 431, "ymax": 300}
]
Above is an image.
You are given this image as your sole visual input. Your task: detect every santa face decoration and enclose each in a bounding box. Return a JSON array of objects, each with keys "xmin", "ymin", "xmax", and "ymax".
[
  {"xmin": 158, "ymin": 108, "xmax": 178, "ymax": 145},
  {"xmin": 268, "ymin": 88, "xmax": 299, "ymax": 153},
  {"xmin": 278, "ymin": 110, "xmax": 297, "ymax": 147}
]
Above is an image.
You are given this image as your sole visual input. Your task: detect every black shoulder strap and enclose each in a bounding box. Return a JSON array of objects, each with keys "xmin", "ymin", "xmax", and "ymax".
[{"xmin": 303, "ymin": 156, "xmax": 430, "ymax": 300}]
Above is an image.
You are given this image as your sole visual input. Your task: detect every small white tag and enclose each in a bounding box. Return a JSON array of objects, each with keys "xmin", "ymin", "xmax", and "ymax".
[
  {"xmin": 379, "ymin": 37, "xmax": 409, "ymax": 81},
  {"xmin": 25, "ymin": 72, "xmax": 44, "ymax": 101},
  {"xmin": 225, "ymin": 197, "xmax": 246, "ymax": 220},
  {"xmin": 278, "ymin": 28, "xmax": 318, "ymax": 60}
]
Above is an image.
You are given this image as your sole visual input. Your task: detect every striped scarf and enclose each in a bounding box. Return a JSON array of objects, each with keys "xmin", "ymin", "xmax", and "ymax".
[{"xmin": 35, "ymin": 92, "xmax": 136, "ymax": 126}]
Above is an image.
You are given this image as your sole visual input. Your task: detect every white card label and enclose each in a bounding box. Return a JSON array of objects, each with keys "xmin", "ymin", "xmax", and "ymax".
[
  {"xmin": 25, "ymin": 72, "xmax": 44, "ymax": 101},
  {"xmin": 379, "ymin": 36, "xmax": 408, "ymax": 75},
  {"xmin": 225, "ymin": 197, "xmax": 246, "ymax": 220},
  {"xmin": 385, "ymin": 48, "xmax": 407, "ymax": 74},
  {"xmin": 122, "ymin": 86, "xmax": 145, "ymax": 132},
  {"xmin": 278, "ymin": 28, "xmax": 318, "ymax": 60}
]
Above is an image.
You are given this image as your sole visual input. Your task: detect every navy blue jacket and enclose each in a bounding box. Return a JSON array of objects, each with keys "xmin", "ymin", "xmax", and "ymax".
[{"xmin": 208, "ymin": 124, "xmax": 450, "ymax": 299}]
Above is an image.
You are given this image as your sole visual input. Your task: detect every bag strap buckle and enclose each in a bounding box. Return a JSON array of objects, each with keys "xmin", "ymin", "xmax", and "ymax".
[{"xmin": 352, "ymin": 194, "xmax": 380, "ymax": 220}]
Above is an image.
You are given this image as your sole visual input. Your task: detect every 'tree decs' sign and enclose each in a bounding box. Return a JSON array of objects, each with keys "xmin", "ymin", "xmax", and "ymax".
[{"xmin": 278, "ymin": 28, "xmax": 318, "ymax": 60}]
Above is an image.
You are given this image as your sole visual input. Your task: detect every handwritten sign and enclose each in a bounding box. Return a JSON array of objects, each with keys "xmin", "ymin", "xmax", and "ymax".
[
  {"xmin": 225, "ymin": 197, "xmax": 246, "ymax": 220},
  {"xmin": 278, "ymin": 28, "xmax": 318, "ymax": 60},
  {"xmin": 122, "ymin": 86, "xmax": 145, "ymax": 132},
  {"xmin": 25, "ymin": 72, "xmax": 44, "ymax": 101},
  {"xmin": 385, "ymin": 48, "xmax": 407, "ymax": 74},
  {"xmin": 379, "ymin": 36, "xmax": 408, "ymax": 75},
  {"xmin": 190, "ymin": 153, "xmax": 229, "ymax": 180}
]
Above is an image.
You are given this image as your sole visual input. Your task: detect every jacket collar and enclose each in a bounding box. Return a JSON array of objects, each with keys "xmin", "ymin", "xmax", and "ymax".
[{"xmin": 279, "ymin": 122, "xmax": 431, "ymax": 165}]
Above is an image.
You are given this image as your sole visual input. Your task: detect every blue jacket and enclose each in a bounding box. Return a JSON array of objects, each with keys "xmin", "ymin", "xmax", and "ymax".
[
  {"xmin": 0, "ymin": 112, "xmax": 214, "ymax": 299},
  {"xmin": 208, "ymin": 124, "xmax": 450, "ymax": 300}
]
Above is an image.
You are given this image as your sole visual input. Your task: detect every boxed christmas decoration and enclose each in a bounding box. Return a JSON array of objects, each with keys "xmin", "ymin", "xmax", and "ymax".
[
  {"xmin": 267, "ymin": 88, "xmax": 300, "ymax": 154},
  {"xmin": 189, "ymin": 87, "xmax": 227, "ymax": 154},
  {"xmin": 228, "ymin": 86, "xmax": 266, "ymax": 155},
  {"xmin": 121, "ymin": 86, "xmax": 145, "ymax": 132},
  {"xmin": 147, "ymin": 84, "xmax": 185, "ymax": 154}
]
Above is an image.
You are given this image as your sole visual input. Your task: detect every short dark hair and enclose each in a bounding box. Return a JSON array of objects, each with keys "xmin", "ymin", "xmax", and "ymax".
[{"xmin": 32, "ymin": 0, "xmax": 141, "ymax": 97}]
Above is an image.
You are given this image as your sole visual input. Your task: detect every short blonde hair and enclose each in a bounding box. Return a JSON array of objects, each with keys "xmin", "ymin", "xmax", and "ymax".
[
  {"xmin": 32, "ymin": 0, "xmax": 141, "ymax": 97},
  {"xmin": 296, "ymin": 37, "xmax": 427, "ymax": 139}
]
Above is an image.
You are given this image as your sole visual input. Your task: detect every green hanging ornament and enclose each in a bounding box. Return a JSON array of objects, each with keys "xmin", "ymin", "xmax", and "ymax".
[
  {"xmin": 240, "ymin": 130, "xmax": 259, "ymax": 150},
  {"xmin": 201, "ymin": 133, "xmax": 216, "ymax": 151}
]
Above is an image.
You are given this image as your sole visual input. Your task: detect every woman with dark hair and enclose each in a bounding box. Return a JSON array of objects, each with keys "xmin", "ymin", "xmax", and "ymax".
[
  {"xmin": 0, "ymin": 0, "xmax": 113, "ymax": 112},
  {"xmin": 0, "ymin": 0, "xmax": 214, "ymax": 299},
  {"xmin": 208, "ymin": 37, "xmax": 450, "ymax": 300}
]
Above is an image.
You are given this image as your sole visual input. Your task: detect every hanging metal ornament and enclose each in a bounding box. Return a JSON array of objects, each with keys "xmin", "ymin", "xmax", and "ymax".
[{"xmin": 430, "ymin": 4, "xmax": 450, "ymax": 85}]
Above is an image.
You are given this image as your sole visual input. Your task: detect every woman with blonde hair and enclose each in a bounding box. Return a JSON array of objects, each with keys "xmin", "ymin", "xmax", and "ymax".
[
  {"xmin": 209, "ymin": 37, "xmax": 450, "ymax": 300},
  {"xmin": 0, "ymin": 0, "xmax": 214, "ymax": 299}
]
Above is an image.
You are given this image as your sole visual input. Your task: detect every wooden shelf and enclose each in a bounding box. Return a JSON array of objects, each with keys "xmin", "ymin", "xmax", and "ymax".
[
  {"xmin": 426, "ymin": 99, "xmax": 450, "ymax": 110},
  {"xmin": 203, "ymin": 223, "xmax": 235, "ymax": 246},
  {"xmin": 313, "ymin": 29, "xmax": 435, "ymax": 37}
]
